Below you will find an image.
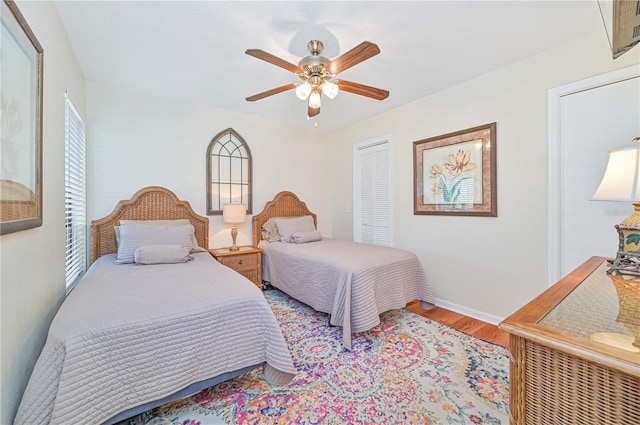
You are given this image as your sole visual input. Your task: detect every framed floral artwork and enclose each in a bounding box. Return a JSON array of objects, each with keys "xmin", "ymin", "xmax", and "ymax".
[
  {"xmin": 413, "ymin": 123, "xmax": 496, "ymax": 216},
  {"xmin": 0, "ymin": 0, "xmax": 44, "ymax": 235}
]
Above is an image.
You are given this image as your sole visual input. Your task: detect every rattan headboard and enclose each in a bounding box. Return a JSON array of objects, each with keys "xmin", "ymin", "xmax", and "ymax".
[
  {"xmin": 252, "ymin": 191, "xmax": 317, "ymax": 247},
  {"xmin": 90, "ymin": 186, "xmax": 209, "ymax": 263}
]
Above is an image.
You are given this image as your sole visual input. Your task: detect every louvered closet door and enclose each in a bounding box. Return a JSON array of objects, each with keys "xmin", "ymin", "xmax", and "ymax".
[{"xmin": 355, "ymin": 139, "xmax": 391, "ymax": 246}]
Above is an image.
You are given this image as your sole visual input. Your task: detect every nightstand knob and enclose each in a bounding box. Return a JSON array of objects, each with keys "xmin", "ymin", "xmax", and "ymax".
[{"xmin": 238, "ymin": 259, "xmax": 244, "ymax": 265}]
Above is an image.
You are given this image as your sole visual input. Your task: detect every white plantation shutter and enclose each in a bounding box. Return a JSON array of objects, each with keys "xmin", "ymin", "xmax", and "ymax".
[
  {"xmin": 355, "ymin": 139, "xmax": 391, "ymax": 246},
  {"xmin": 373, "ymin": 147, "xmax": 390, "ymax": 245},
  {"xmin": 360, "ymin": 150, "xmax": 374, "ymax": 244},
  {"xmin": 65, "ymin": 91, "xmax": 87, "ymax": 289}
]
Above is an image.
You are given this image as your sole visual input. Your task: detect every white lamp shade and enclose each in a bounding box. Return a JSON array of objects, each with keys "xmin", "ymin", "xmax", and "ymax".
[
  {"xmin": 295, "ymin": 82, "xmax": 312, "ymax": 100},
  {"xmin": 308, "ymin": 89, "xmax": 321, "ymax": 109},
  {"xmin": 592, "ymin": 147, "xmax": 640, "ymax": 201},
  {"xmin": 222, "ymin": 204, "xmax": 247, "ymax": 223},
  {"xmin": 321, "ymin": 81, "xmax": 339, "ymax": 99}
]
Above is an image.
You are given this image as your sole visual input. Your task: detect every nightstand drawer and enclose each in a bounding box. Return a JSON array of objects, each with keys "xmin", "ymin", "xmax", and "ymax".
[{"xmin": 219, "ymin": 253, "xmax": 257, "ymax": 270}]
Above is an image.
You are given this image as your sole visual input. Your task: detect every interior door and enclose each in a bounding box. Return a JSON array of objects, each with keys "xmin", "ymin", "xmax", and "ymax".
[
  {"xmin": 549, "ymin": 67, "xmax": 640, "ymax": 281},
  {"xmin": 354, "ymin": 138, "xmax": 392, "ymax": 246}
]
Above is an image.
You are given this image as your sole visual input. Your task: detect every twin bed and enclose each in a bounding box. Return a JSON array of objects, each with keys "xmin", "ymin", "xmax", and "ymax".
[
  {"xmin": 15, "ymin": 187, "xmax": 434, "ymax": 424},
  {"xmin": 253, "ymin": 191, "xmax": 435, "ymax": 350},
  {"xmin": 14, "ymin": 187, "xmax": 296, "ymax": 425}
]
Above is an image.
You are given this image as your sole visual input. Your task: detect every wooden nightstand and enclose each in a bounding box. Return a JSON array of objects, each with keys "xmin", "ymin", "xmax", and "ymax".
[{"xmin": 209, "ymin": 246, "xmax": 263, "ymax": 289}]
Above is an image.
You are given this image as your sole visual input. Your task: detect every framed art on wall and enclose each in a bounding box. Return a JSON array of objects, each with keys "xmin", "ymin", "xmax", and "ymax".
[
  {"xmin": 0, "ymin": 0, "xmax": 44, "ymax": 235},
  {"xmin": 413, "ymin": 122, "xmax": 497, "ymax": 216}
]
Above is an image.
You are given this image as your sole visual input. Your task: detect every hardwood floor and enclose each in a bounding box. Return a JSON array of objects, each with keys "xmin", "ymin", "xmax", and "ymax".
[{"xmin": 405, "ymin": 301, "xmax": 509, "ymax": 347}]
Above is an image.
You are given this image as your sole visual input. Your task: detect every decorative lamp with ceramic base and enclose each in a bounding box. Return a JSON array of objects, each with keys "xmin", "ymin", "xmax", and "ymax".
[
  {"xmin": 222, "ymin": 204, "xmax": 246, "ymax": 251},
  {"xmin": 590, "ymin": 138, "xmax": 640, "ymax": 353},
  {"xmin": 592, "ymin": 138, "xmax": 640, "ymax": 276}
]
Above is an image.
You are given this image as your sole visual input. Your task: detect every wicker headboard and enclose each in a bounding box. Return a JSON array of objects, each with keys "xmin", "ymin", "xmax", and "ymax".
[
  {"xmin": 252, "ymin": 191, "xmax": 317, "ymax": 247},
  {"xmin": 90, "ymin": 186, "xmax": 209, "ymax": 263}
]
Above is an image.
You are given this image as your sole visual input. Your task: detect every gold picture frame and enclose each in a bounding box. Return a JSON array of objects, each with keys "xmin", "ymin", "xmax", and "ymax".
[
  {"xmin": 1, "ymin": 0, "xmax": 44, "ymax": 235},
  {"xmin": 413, "ymin": 123, "xmax": 497, "ymax": 216}
]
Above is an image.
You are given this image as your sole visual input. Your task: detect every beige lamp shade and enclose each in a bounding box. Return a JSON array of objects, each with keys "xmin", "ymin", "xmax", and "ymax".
[
  {"xmin": 592, "ymin": 146, "xmax": 640, "ymax": 202},
  {"xmin": 222, "ymin": 204, "xmax": 247, "ymax": 224}
]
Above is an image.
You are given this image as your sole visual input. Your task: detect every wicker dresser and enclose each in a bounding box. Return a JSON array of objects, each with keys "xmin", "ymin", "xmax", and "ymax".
[{"xmin": 499, "ymin": 256, "xmax": 640, "ymax": 424}]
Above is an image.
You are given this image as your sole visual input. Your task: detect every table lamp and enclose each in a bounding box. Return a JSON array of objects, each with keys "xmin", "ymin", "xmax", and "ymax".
[
  {"xmin": 222, "ymin": 204, "xmax": 246, "ymax": 251},
  {"xmin": 592, "ymin": 138, "xmax": 640, "ymax": 275}
]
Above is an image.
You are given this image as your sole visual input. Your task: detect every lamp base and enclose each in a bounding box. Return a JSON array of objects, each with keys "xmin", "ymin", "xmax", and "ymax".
[
  {"xmin": 229, "ymin": 225, "xmax": 239, "ymax": 251},
  {"xmin": 589, "ymin": 332, "xmax": 640, "ymax": 353},
  {"xmin": 620, "ymin": 202, "xmax": 640, "ymax": 227},
  {"xmin": 609, "ymin": 225, "xmax": 640, "ymax": 276}
]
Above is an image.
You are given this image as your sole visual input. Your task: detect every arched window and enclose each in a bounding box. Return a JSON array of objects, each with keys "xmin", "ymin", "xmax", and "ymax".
[{"xmin": 206, "ymin": 128, "xmax": 252, "ymax": 215}]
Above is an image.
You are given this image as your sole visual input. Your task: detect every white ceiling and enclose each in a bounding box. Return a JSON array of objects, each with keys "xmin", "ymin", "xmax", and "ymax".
[{"xmin": 54, "ymin": 1, "xmax": 605, "ymax": 131}]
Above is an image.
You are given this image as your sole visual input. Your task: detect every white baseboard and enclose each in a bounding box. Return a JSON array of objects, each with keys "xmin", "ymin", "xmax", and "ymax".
[{"xmin": 433, "ymin": 297, "xmax": 505, "ymax": 326}]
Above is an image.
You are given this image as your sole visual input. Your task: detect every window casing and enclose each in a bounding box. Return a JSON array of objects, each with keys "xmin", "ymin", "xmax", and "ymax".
[
  {"xmin": 64, "ymin": 91, "xmax": 87, "ymax": 289},
  {"xmin": 207, "ymin": 128, "xmax": 252, "ymax": 215}
]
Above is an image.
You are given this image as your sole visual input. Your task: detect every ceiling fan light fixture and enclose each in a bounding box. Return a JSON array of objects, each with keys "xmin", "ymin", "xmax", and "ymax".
[
  {"xmin": 321, "ymin": 80, "xmax": 339, "ymax": 99},
  {"xmin": 308, "ymin": 89, "xmax": 322, "ymax": 109},
  {"xmin": 245, "ymin": 40, "xmax": 388, "ymax": 120},
  {"xmin": 295, "ymin": 82, "xmax": 312, "ymax": 100}
]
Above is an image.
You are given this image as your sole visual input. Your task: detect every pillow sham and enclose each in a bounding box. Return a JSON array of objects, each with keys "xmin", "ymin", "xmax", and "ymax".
[
  {"xmin": 134, "ymin": 244, "xmax": 192, "ymax": 265},
  {"xmin": 275, "ymin": 215, "xmax": 316, "ymax": 243},
  {"xmin": 116, "ymin": 224, "xmax": 194, "ymax": 264},
  {"xmin": 293, "ymin": 230, "xmax": 322, "ymax": 244},
  {"xmin": 116, "ymin": 219, "xmax": 206, "ymax": 252}
]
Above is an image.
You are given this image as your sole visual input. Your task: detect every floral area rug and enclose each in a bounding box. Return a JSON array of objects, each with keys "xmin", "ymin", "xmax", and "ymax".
[{"xmin": 127, "ymin": 289, "xmax": 510, "ymax": 425}]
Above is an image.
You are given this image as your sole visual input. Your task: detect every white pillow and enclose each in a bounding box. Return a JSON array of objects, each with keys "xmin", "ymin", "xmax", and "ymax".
[
  {"xmin": 293, "ymin": 230, "xmax": 322, "ymax": 244},
  {"xmin": 116, "ymin": 224, "xmax": 194, "ymax": 264},
  {"xmin": 134, "ymin": 244, "xmax": 192, "ymax": 265},
  {"xmin": 116, "ymin": 219, "xmax": 206, "ymax": 252},
  {"xmin": 275, "ymin": 216, "xmax": 316, "ymax": 243}
]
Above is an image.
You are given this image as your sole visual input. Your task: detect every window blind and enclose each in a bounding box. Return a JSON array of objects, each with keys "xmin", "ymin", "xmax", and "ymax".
[{"xmin": 65, "ymin": 91, "xmax": 87, "ymax": 289}]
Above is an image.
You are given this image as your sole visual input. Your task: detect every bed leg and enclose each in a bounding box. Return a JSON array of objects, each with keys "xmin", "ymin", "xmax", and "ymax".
[{"xmin": 327, "ymin": 315, "xmax": 335, "ymax": 327}]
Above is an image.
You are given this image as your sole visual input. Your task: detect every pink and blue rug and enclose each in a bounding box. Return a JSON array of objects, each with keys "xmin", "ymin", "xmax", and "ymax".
[{"xmin": 129, "ymin": 289, "xmax": 509, "ymax": 424}]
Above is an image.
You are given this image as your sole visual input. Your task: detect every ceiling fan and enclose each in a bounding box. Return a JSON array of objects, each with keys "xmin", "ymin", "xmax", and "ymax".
[{"xmin": 245, "ymin": 40, "xmax": 389, "ymax": 119}]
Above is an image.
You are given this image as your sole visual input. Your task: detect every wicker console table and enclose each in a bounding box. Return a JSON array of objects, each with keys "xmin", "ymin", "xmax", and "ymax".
[{"xmin": 499, "ymin": 256, "xmax": 640, "ymax": 424}]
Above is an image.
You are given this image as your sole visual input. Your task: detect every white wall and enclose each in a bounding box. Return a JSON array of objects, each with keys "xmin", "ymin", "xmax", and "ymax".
[
  {"xmin": 86, "ymin": 82, "xmax": 332, "ymax": 247},
  {"xmin": 0, "ymin": 1, "xmax": 86, "ymax": 423},
  {"xmin": 329, "ymin": 31, "xmax": 640, "ymax": 322},
  {"xmin": 3, "ymin": 10, "xmax": 638, "ymax": 423}
]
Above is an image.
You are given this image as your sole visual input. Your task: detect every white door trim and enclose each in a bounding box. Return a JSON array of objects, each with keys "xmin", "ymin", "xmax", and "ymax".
[
  {"xmin": 353, "ymin": 135, "xmax": 393, "ymax": 244},
  {"xmin": 547, "ymin": 64, "xmax": 640, "ymax": 285}
]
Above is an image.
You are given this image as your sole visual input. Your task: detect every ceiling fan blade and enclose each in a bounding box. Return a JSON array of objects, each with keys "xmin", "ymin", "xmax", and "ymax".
[
  {"xmin": 308, "ymin": 105, "xmax": 320, "ymax": 118},
  {"xmin": 337, "ymin": 80, "xmax": 389, "ymax": 100},
  {"xmin": 246, "ymin": 83, "xmax": 297, "ymax": 102},
  {"xmin": 245, "ymin": 49, "xmax": 304, "ymax": 74},
  {"xmin": 328, "ymin": 42, "xmax": 380, "ymax": 74}
]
